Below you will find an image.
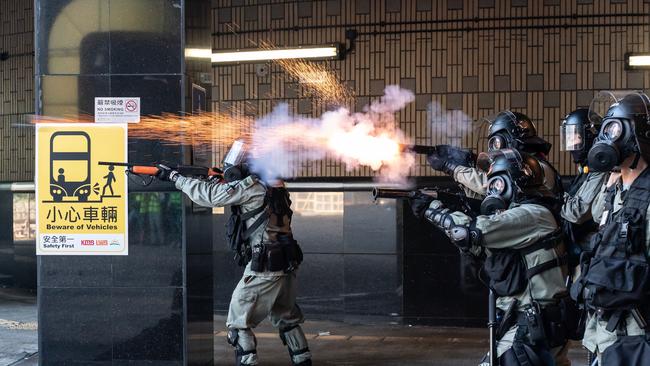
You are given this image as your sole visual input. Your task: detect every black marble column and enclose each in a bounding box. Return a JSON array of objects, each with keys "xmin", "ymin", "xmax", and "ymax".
[
  {"xmin": 0, "ymin": 189, "xmax": 14, "ymax": 287},
  {"xmin": 35, "ymin": 0, "xmax": 213, "ymax": 365}
]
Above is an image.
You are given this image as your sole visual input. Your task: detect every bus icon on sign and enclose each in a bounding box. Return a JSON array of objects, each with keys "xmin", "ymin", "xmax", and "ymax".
[{"xmin": 49, "ymin": 131, "xmax": 91, "ymax": 202}]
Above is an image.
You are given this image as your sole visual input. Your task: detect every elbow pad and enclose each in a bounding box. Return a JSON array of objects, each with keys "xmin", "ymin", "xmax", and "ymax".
[
  {"xmin": 424, "ymin": 207, "xmax": 453, "ymax": 230},
  {"xmin": 448, "ymin": 222, "xmax": 483, "ymax": 251}
]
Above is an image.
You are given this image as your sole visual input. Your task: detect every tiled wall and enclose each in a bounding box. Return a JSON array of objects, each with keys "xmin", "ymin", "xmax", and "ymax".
[
  {"xmin": 0, "ymin": 0, "xmax": 34, "ymax": 182},
  {"xmin": 211, "ymin": 0, "xmax": 650, "ymax": 176}
]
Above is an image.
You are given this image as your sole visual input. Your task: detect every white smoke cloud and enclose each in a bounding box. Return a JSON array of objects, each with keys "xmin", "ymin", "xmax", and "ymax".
[
  {"xmin": 248, "ymin": 86, "xmax": 416, "ymax": 184},
  {"xmin": 427, "ymin": 100, "xmax": 479, "ymax": 148}
]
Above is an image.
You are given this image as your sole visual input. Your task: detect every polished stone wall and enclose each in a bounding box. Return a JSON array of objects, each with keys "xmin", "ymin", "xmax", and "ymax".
[{"xmin": 35, "ymin": 0, "xmax": 214, "ymax": 364}]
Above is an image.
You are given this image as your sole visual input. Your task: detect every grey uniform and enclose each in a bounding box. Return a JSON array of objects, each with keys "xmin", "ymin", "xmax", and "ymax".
[
  {"xmin": 590, "ymin": 173, "xmax": 615, "ymax": 225},
  {"xmin": 561, "ymin": 172, "xmax": 607, "ymax": 265},
  {"xmin": 175, "ymin": 176, "xmax": 310, "ymax": 365},
  {"xmin": 561, "ymin": 172, "xmax": 606, "ymax": 225},
  {"xmin": 582, "ymin": 178, "xmax": 650, "ymax": 359},
  {"xmin": 442, "ymin": 202, "xmax": 570, "ymax": 365}
]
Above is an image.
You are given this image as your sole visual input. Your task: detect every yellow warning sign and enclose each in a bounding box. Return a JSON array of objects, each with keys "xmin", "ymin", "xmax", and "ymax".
[{"xmin": 36, "ymin": 123, "xmax": 128, "ymax": 255}]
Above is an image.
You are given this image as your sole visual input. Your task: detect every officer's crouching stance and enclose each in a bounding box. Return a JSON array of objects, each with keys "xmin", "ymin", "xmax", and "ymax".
[
  {"xmin": 155, "ymin": 145, "xmax": 312, "ymax": 366},
  {"xmin": 571, "ymin": 92, "xmax": 650, "ymax": 365},
  {"xmin": 413, "ymin": 149, "xmax": 572, "ymax": 366}
]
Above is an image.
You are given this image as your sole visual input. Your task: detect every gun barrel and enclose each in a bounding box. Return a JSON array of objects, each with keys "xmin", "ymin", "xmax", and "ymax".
[
  {"xmin": 372, "ymin": 188, "xmax": 413, "ymax": 200},
  {"xmin": 400, "ymin": 144, "xmax": 437, "ymax": 155},
  {"xmin": 98, "ymin": 161, "xmax": 133, "ymax": 167}
]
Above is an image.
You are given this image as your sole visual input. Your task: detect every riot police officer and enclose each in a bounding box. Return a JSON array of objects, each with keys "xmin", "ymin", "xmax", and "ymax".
[
  {"xmin": 571, "ymin": 92, "xmax": 650, "ymax": 365},
  {"xmin": 156, "ymin": 141, "xmax": 312, "ymax": 366},
  {"xmin": 414, "ymin": 149, "xmax": 571, "ymax": 366},
  {"xmin": 427, "ymin": 110, "xmax": 563, "ymax": 203},
  {"xmin": 559, "ymin": 108, "xmax": 606, "ymax": 262}
]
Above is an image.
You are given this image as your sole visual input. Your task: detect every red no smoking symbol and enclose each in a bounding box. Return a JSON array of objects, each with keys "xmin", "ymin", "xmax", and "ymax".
[{"xmin": 125, "ymin": 99, "xmax": 138, "ymax": 112}]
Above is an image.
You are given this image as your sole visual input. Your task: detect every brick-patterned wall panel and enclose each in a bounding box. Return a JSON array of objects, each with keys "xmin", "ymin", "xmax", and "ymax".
[
  {"xmin": 0, "ymin": 0, "xmax": 34, "ymax": 182},
  {"xmin": 212, "ymin": 0, "xmax": 650, "ymax": 177}
]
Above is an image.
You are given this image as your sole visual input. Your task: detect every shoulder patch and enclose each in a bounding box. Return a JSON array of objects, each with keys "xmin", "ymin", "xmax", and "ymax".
[{"xmin": 239, "ymin": 175, "xmax": 258, "ymax": 190}]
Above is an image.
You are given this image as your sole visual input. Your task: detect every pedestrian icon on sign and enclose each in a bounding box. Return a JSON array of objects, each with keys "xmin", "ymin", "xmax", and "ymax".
[{"xmin": 102, "ymin": 165, "xmax": 117, "ymax": 198}]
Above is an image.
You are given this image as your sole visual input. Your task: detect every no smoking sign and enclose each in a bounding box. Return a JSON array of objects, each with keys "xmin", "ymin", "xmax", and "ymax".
[
  {"xmin": 125, "ymin": 99, "xmax": 138, "ymax": 113},
  {"xmin": 94, "ymin": 97, "xmax": 141, "ymax": 123}
]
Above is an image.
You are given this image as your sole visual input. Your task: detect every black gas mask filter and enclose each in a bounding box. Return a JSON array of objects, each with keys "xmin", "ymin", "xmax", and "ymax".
[{"xmin": 587, "ymin": 118, "xmax": 639, "ymax": 172}]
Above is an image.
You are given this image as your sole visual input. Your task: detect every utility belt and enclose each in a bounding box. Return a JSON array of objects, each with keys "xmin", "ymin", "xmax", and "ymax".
[
  {"xmin": 496, "ymin": 298, "xmax": 574, "ymax": 349},
  {"xmin": 250, "ymin": 234, "xmax": 303, "ymax": 273},
  {"xmin": 588, "ymin": 305, "xmax": 650, "ymax": 365},
  {"xmin": 589, "ymin": 306, "xmax": 650, "ymax": 334}
]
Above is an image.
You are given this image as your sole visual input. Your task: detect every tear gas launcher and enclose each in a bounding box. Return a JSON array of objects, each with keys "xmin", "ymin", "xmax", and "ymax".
[
  {"xmin": 401, "ymin": 144, "xmax": 477, "ymax": 168},
  {"xmin": 98, "ymin": 162, "xmax": 223, "ymax": 180},
  {"xmin": 372, "ymin": 187, "xmax": 482, "ymax": 217}
]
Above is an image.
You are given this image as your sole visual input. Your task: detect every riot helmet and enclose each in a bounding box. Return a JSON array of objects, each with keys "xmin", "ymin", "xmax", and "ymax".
[
  {"xmin": 483, "ymin": 110, "xmax": 552, "ymax": 156},
  {"xmin": 222, "ymin": 139, "xmax": 251, "ymax": 181},
  {"xmin": 480, "ymin": 149, "xmax": 548, "ymax": 215},
  {"xmin": 560, "ymin": 108, "xmax": 602, "ymax": 166},
  {"xmin": 587, "ymin": 91, "xmax": 650, "ymax": 171}
]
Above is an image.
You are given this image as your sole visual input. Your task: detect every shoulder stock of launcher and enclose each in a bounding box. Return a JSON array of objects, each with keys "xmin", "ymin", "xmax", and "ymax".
[
  {"xmin": 98, "ymin": 162, "xmax": 223, "ymax": 180},
  {"xmin": 372, "ymin": 187, "xmax": 481, "ymax": 217}
]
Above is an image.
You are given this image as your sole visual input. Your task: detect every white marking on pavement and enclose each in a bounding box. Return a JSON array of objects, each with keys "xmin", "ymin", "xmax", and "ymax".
[{"xmin": 0, "ymin": 319, "xmax": 38, "ymax": 330}]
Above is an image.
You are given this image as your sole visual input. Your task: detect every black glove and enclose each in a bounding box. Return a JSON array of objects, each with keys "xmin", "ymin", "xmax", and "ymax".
[
  {"xmin": 156, "ymin": 164, "xmax": 180, "ymax": 182},
  {"xmin": 426, "ymin": 151, "xmax": 458, "ymax": 176},
  {"xmin": 409, "ymin": 193, "xmax": 434, "ymax": 219}
]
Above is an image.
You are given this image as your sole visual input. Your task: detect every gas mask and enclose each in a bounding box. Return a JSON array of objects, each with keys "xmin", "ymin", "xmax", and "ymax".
[
  {"xmin": 222, "ymin": 139, "xmax": 251, "ymax": 182},
  {"xmin": 487, "ymin": 133, "xmax": 509, "ymax": 151},
  {"xmin": 587, "ymin": 117, "xmax": 638, "ymax": 172},
  {"xmin": 478, "ymin": 149, "xmax": 543, "ymax": 215},
  {"xmin": 481, "ymin": 174, "xmax": 516, "ymax": 215},
  {"xmin": 586, "ymin": 91, "xmax": 650, "ymax": 172},
  {"xmin": 483, "ymin": 110, "xmax": 552, "ymax": 156}
]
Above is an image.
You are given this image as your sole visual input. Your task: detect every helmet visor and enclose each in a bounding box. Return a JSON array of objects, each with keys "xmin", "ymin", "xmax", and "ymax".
[
  {"xmin": 588, "ymin": 91, "xmax": 636, "ymax": 125},
  {"xmin": 223, "ymin": 139, "xmax": 247, "ymax": 166},
  {"xmin": 560, "ymin": 124, "xmax": 585, "ymax": 151},
  {"xmin": 477, "ymin": 148, "xmax": 522, "ymax": 175}
]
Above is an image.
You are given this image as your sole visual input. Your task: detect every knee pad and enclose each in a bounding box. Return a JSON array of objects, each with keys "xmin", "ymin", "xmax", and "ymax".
[
  {"xmin": 280, "ymin": 324, "xmax": 311, "ymax": 366},
  {"xmin": 227, "ymin": 328, "xmax": 258, "ymax": 365},
  {"xmin": 279, "ymin": 325, "xmax": 311, "ymax": 365}
]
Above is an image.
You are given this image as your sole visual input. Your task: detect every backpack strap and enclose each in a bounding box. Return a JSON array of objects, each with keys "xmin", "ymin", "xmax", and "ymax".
[
  {"xmin": 517, "ymin": 229, "xmax": 566, "ymax": 280},
  {"xmin": 526, "ymin": 253, "xmax": 568, "ymax": 279},
  {"xmin": 518, "ymin": 229, "xmax": 563, "ymax": 256},
  {"xmin": 241, "ymin": 198, "xmax": 269, "ymax": 241}
]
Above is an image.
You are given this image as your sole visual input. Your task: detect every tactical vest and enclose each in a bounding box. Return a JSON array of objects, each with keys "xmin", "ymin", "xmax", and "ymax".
[
  {"xmin": 483, "ymin": 229, "xmax": 566, "ymax": 298},
  {"xmin": 226, "ymin": 186, "xmax": 303, "ymax": 271},
  {"xmin": 575, "ymin": 168, "xmax": 650, "ymax": 313}
]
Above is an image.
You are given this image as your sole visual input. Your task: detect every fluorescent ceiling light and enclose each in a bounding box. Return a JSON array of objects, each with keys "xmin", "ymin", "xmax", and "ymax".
[
  {"xmin": 626, "ymin": 53, "xmax": 650, "ymax": 69},
  {"xmin": 185, "ymin": 48, "xmax": 212, "ymax": 59},
  {"xmin": 211, "ymin": 45, "xmax": 340, "ymax": 64}
]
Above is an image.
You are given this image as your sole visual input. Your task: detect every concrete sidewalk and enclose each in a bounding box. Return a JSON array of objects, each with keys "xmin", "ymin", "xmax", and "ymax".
[
  {"xmin": 0, "ymin": 298, "xmax": 592, "ymax": 366},
  {"xmin": 213, "ymin": 315, "xmax": 590, "ymax": 366},
  {"xmin": 0, "ymin": 289, "xmax": 37, "ymax": 366}
]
